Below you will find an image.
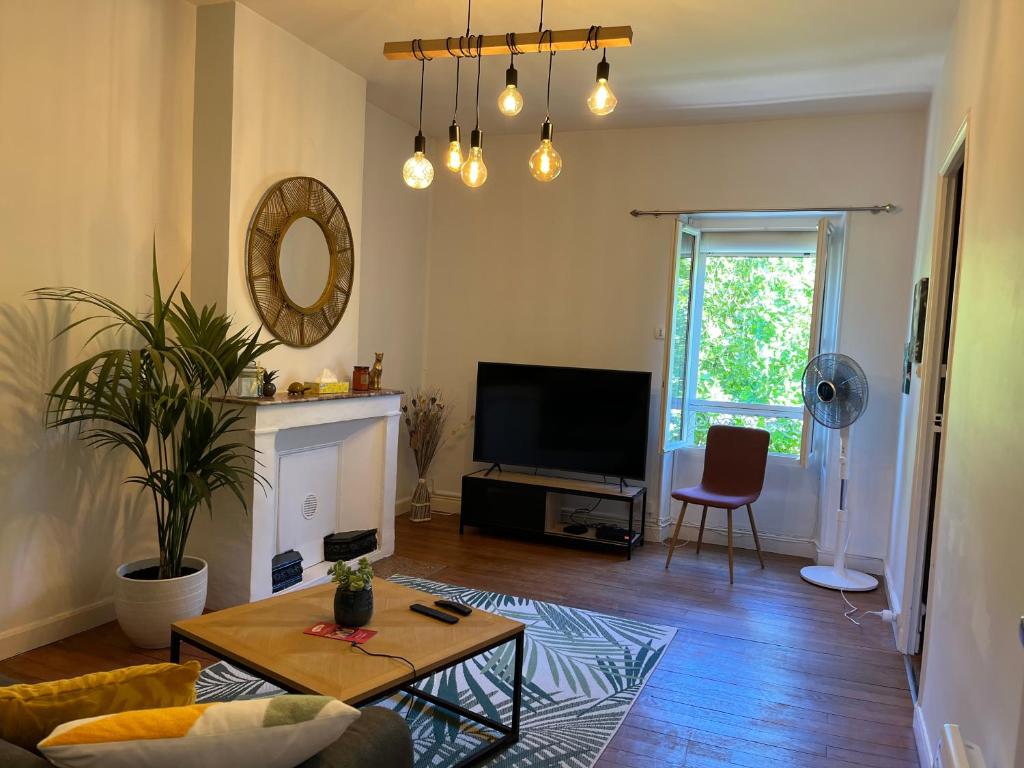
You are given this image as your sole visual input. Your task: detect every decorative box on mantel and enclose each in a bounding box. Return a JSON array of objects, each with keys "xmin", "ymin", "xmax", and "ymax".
[{"xmin": 188, "ymin": 389, "xmax": 402, "ymax": 609}]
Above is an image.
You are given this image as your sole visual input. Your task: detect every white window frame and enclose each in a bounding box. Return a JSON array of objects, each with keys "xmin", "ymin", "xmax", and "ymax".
[{"xmin": 681, "ymin": 243, "xmax": 810, "ymax": 457}]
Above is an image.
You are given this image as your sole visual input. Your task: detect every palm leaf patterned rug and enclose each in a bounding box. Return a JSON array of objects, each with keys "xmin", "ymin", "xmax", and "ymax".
[{"xmin": 196, "ymin": 575, "xmax": 675, "ymax": 768}]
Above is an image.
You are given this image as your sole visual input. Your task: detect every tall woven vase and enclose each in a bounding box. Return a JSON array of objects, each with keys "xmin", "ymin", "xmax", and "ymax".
[{"xmin": 409, "ymin": 478, "xmax": 432, "ymax": 522}]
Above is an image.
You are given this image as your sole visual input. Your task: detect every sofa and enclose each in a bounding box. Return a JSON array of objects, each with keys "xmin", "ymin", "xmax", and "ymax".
[{"xmin": 0, "ymin": 674, "xmax": 414, "ymax": 768}]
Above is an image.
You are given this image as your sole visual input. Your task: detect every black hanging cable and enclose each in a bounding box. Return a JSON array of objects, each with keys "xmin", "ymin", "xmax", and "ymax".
[
  {"xmin": 541, "ymin": 30, "xmax": 554, "ymax": 120},
  {"xmin": 446, "ymin": 38, "xmax": 460, "ymax": 122},
  {"xmin": 473, "ymin": 33, "xmax": 483, "ymax": 129},
  {"xmin": 536, "ymin": 0, "xmax": 546, "ymax": 52},
  {"xmin": 546, "ymin": 52, "xmax": 553, "ymax": 120},
  {"xmin": 410, "ymin": 40, "xmax": 430, "ymax": 155},
  {"xmin": 417, "ymin": 57, "xmax": 426, "ymax": 136},
  {"xmin": 349, "ymin": 643, "xmax": 418, "ymax": 679},
  {"xmin": 452, "ymin": 0, "xmax": 473, "ymax": 123}
]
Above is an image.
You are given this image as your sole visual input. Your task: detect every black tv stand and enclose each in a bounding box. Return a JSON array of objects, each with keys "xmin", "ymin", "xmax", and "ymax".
[{"xmin": 459, "ymin": 470, "xmax": 647, "ymax": 560}]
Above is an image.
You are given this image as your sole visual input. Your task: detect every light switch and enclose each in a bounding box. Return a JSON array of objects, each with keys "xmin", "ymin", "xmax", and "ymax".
[{"xmin": 654, "ymin": 327, "xmax": 665, "ymax": 340}]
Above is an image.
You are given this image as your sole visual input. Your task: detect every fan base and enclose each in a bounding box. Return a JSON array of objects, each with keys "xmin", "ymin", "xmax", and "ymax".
[{"xmin": 800, "ymin": 565, "xmax": 878, "ymax": 592}]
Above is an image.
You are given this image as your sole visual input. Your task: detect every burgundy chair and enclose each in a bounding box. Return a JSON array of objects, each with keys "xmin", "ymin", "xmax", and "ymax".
[{"xmin": 664, "ymin": 425, "xmax": 770, "ymax": 583}]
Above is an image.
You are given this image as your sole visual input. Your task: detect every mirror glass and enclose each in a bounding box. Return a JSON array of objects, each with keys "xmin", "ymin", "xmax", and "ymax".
[{"xmin": 279, "ymin": 217, "xmax": 331, "ymax": 309}]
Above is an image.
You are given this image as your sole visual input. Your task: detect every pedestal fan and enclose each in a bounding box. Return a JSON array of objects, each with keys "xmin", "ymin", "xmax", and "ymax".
[{"xmin": 800, "ymin": 353, "xmax": 878, "ymax": 591}]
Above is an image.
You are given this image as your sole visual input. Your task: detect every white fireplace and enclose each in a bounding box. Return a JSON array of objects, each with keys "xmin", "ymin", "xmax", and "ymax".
[{"xmin": 189, "ymin": 390, "xmax": 402, "ymax": 609}]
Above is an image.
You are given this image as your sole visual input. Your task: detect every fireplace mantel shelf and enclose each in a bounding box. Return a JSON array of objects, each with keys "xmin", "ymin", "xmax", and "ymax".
[{"xmin": 216, "ymin": 388, "xmax": 403, "ymax": 407}]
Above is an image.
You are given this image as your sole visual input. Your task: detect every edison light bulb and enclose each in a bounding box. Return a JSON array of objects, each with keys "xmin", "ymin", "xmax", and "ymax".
[
  {"xmin": 528, "ymin": 120, "xmax": 562, "ymax": 182},
  {"xmin": 445, "ymin": 123, "xmax": 464, "ymax": 172},
  {"xmin": 587, "ymin": 58, "xmax": 617, "ymax": 116},
  {"xmin": 498, "ymin": 66, "xmax": 523, "ymax": 116},
  {"xmin": 402, "ymin": 134, "xmax": 433, "ymax": 190},
  {"xmin": 461, "ymin": 129, "xmax": 487, "ymax": 188}
]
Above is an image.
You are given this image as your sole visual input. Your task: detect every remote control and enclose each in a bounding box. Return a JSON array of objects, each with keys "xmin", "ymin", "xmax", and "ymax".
[
  {"xmin": 434, "ymin": 599, "xmax": 473, "ymax": 616},
  {"xmin": 410, "ymin": 603, "xmax": 459, "ymax": 624}
]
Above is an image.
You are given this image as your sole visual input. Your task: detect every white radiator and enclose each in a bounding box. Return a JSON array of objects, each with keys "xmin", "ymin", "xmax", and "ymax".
[{"xmin": 935, "ymin": 724, "xmax": 986, "ymax": 768}]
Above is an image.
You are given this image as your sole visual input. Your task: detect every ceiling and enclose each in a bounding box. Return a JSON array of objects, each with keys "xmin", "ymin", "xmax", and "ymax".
[{"xmin": 199, "ymin": 0, "xmax": 958, "ymax": 134}]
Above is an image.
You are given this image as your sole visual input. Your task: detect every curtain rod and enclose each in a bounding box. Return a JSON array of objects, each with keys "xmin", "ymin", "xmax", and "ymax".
[{"xmin": 629, "ymin": 203, "xmax": 899, "ymax": 218}]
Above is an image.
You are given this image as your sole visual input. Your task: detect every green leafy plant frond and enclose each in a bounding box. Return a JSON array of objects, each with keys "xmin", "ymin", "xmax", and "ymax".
[
  {"xmin": 330, "ymin": 557, "xmax": 374, "ymax": 592},
  {"xmin": 33, "ymin": 253, "xmax": 279, "ymax": 578}
]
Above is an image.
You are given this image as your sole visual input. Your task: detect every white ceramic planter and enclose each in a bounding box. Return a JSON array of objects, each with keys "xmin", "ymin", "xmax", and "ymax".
[{"xmin": 114, "ymin": 556, "xmax": 208, "ymax": 649}]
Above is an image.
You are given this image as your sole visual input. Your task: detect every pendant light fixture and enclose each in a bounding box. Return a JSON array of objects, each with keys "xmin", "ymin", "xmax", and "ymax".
[
  {"xmin": 445, "ymin": 2, "xmax": 473, "ymax": 172},
  {"xmin": 587, "ymin": 48, "xmax": 617, "ymax": 116},
  {"xmin": 529, "ymin": 35, "xmax": 562, "ymax": 182},
  {"xmin": 385, "ymin": 5, "xmax": 633, "ymax": 190},
  {"xmin": 497, "ymin": 38, "xmax": 523, "ymax": 117},
  {"xmin": 402, "ymin": 46, "xmax": 434, "ymax": 189},
  {"xmin": 461, "ymin": 35, "xmax": 487, "ymax": 188},
  {"xmin": 445, "ymin": 51, "xmax": 464, "ymax": 172}
]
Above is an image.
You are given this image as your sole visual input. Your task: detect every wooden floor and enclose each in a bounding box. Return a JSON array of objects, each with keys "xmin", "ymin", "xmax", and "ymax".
[{"xmin": 0, "ymin": 515, "xmax": 916, "ymax": 767}]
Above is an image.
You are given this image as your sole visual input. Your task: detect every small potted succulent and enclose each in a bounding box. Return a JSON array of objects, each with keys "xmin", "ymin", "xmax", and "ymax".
[{"xmin": 330, "ymin": 557, "xmax": 374, "ymax": 627}]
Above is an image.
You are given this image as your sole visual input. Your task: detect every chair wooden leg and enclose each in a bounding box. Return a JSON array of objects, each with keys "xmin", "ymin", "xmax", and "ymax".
[
  {"xmin": 695, "ymin": 506, "xmax": 709, "ymax": 554},
  {"xmin": 665, "ymin": 501, "xmax": 688, "ymax": 569},
  {"xmin": 727, "ymin": 508, "xmax": 734, "ymax": 585},
  {"xmin": 746, "ymin": 503, "xmax": 765, "ymax": 569}
]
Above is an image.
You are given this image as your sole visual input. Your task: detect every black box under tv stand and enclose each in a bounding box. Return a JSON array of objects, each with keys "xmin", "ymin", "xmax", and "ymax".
[{"xmin": 459, "ymin": 469, "xmax": 647, "ymax": 560}]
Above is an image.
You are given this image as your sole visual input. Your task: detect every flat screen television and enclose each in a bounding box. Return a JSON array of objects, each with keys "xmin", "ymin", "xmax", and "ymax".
[{"xmin": 473, "ymin": 362, "xmax": 651, "ymax": 481}]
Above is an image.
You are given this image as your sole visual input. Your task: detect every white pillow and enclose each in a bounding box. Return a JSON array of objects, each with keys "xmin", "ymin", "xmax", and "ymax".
[{"xmin": 38, "ymin": 695, "xmax": 359, "ymax": 768}]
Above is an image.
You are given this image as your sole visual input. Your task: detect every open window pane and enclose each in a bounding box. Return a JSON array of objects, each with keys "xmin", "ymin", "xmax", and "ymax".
[
  {"xmin": 695, "ymin": 254, "xmax": 815, "ymax": 408},
  {"xmin": 663, "ymin": 230, "xmax": 695, "ymax": 448},
  {"xmin": 688, "ymin": 410, "xmax": 805, "ymax": 455}
]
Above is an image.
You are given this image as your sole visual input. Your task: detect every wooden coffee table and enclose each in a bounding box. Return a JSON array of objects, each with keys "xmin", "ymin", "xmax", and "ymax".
[{"xmin": 171, "ymin": 578, "xmax": 525, "ymax": 767}]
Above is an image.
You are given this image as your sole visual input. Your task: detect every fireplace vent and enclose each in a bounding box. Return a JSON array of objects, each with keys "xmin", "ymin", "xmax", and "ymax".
[{"xmin": 302, "ymin": 493, "xmax": 318, "ymax": 520}]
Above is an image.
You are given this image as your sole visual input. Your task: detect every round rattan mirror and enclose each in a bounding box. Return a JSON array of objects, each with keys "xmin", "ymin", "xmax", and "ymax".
[{"xmin": 245, "ymin": 176, "xmax": 354, "ymax": 347}]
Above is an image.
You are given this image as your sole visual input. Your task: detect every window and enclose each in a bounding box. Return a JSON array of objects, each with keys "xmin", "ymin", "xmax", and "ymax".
[{"xmin": 663, "ymin": 221, "xmax": 837, "ymax": 458}]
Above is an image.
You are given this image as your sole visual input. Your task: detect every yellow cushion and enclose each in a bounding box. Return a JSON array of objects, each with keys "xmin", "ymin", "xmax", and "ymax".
[
  {"xmin": 0, "ymin": 661, "xmax": 200, "ymax": 750},
  {"xmin": 38, "ymin": 696, "xmax": 360, "ymax": 768}
]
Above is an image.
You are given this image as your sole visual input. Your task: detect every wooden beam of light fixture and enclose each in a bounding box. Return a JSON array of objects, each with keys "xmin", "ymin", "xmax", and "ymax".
[{"xmin": 383, "ymin": 26, "xmax": 632, "ymax": 61}]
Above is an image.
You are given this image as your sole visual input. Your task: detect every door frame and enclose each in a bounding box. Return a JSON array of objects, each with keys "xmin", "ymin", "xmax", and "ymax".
[{"xmin": 896, "ymin": 115, "xmax": 970, "ymax": 661}]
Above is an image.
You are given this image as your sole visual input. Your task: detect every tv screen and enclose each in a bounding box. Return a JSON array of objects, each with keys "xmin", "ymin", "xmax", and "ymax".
[{"xmin": 473, "ymin": 362, "xmax": 651, "ymax": 480}]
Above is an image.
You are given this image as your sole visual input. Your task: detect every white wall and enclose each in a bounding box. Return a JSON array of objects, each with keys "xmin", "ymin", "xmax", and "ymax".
[
  {"xmin": 888, "ymin": 0, "xmax": 1024, "ymax": 764},
  {"xmin": 358, "ymin": 105, "xmax": 431, "ymax": 505},
  {"xmin": 0, "ymin": 0, "xmax": 196, "ymax": 657},
  {"xmin": 423, "ymin": 111, "xmax": 927, "ymax": 558},
  {"xmin": 0, "ymin": 0, "xmax": 371, "ymax": 659},
  {"xmin": 192, "ymin": 2, "xmax": 367, "ymax": 385}
]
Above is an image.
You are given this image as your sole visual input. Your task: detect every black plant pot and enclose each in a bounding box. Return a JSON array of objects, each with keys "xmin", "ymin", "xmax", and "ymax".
[{"xmin": 334, "ymin": 587, "xmax": 373, "ymax": 627}]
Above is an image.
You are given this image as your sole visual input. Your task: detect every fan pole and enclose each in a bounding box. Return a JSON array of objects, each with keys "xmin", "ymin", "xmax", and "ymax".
[{"xmin": 800, "ymin": 427, "xmax": 879, "ymax": 592}]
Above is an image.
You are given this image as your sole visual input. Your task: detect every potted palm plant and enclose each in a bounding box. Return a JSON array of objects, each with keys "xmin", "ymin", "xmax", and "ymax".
[{"xmin": 34, "ymin": 258, "xmax": 278, "ymax": 648}]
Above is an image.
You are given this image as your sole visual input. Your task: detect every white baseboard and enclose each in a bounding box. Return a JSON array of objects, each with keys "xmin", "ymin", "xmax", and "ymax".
[
  {"xmin": 665, "ymin": 521, "xmax": 816, "ymax": 559},
  {"xmin": 646, "ymin": 518, "xmax": 671, "ymax": 544},
  {"xmin": 914, "ymin": 704, "xmax": 933, "ymax": 768},
  {"xmin": 395, "ymin": 491, "xmax": 460, "ymax": 517},
  {"xmin": 430, "ymin": 490, "xmax": 461, "ymax": 515},
  {"xmin": 884, "ymin": 562, "xmax": 905, "ymax": 649},
  {"xmin": 0, "ymin": 599, "xmax": 115, "ymax": 661}
]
